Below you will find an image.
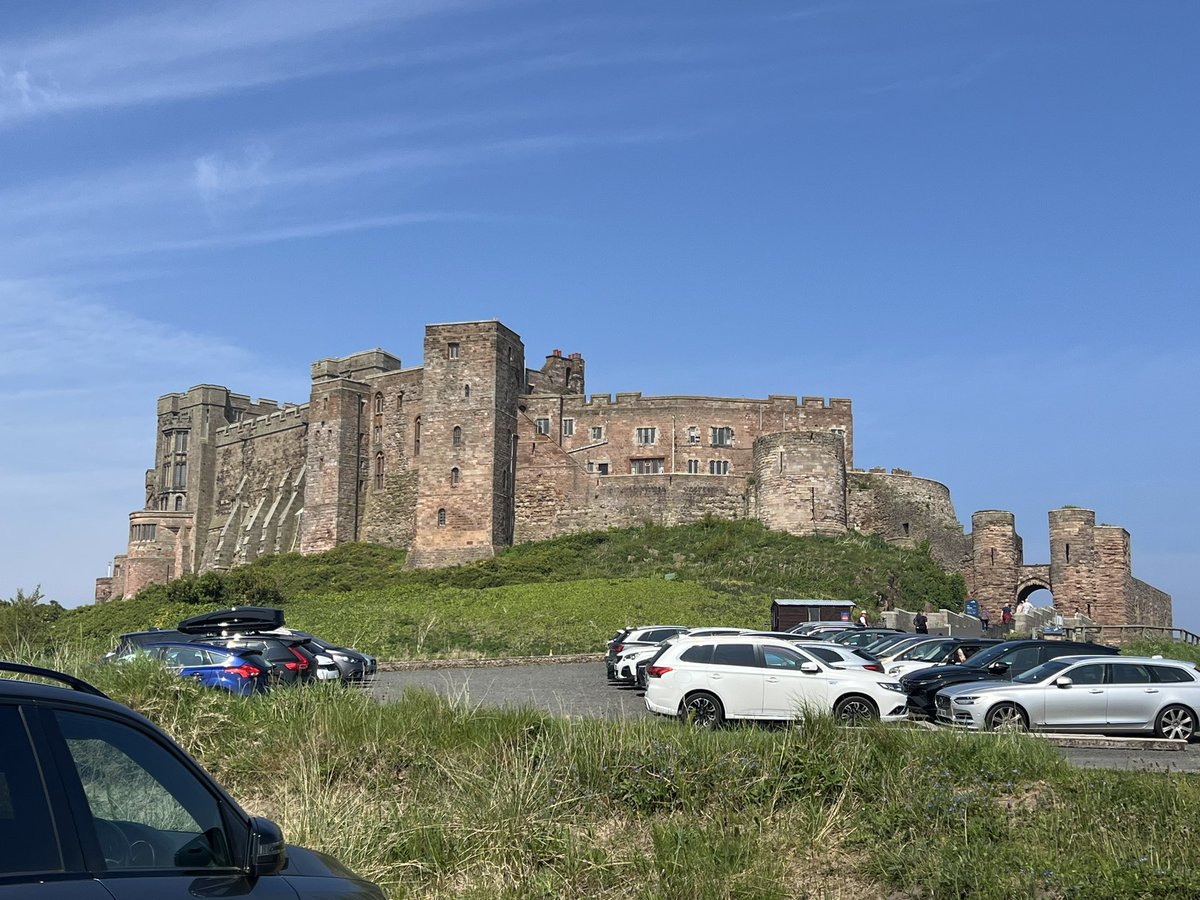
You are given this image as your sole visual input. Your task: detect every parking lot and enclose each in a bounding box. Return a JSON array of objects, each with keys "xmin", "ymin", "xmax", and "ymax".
[{"xmin": 368, "ymin": 660, "xmax": 1200, "ymax": 773}]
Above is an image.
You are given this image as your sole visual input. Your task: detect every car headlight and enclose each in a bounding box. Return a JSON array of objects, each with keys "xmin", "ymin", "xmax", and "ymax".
[
  {"xmin": 953, "ymin": 695, "xmax": 980, "ymax": 705},
  {"xmin": 878, "ymin": 682, "xmax": 905, "ymax": 692},
  {"xmin": 331, "ymin": 652, "xmax": 352, "ymax": 662}
]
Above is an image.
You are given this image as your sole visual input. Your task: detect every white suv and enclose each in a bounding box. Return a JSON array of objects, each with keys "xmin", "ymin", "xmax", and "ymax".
[{"xmin": 644, "ymin": 635, "xmax": 909, "ymax": 727}]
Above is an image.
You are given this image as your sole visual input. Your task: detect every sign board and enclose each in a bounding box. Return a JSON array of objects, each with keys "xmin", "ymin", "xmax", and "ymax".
[{"xmin": 963, "ymin": 598, "xmax": 980, "ymax": 618}]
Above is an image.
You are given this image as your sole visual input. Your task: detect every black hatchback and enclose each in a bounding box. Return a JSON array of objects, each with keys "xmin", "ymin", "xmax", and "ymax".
[
  {"xmin": 0, "ymin": 661, "xmax": 383, "ymax": 898},
  {"xmin": 901, "ymin": 639, "xmax": 1119, "ymax": 719}
]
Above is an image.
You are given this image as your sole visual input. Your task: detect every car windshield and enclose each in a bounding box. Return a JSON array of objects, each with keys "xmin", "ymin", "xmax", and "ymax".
[
  {"xmin": 1012, "ymin": 658, "xmax": 1074, "ymax": 684},
  {"xmin": 899, "ymin": 639, "xmax": 957, "ymax": 662}
]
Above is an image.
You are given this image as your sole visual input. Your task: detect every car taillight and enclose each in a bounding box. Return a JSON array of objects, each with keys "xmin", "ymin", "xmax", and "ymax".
[
  {"xmin": 225, "ymin": 664, "xmax": 260, "ymax": 679},
  {"xmin": 287, "ymin": 648, "xmax": 309, "ymax": 670},
  {"xmin": 864, "ymin": 663, "xmax": 884, "ymax": 672},
  {"xmin": 647, "ymin": 665, "xmax": 672, "ymax": 678},
  {"xmin": 613, "ymin": 643, "xmax": 624, "ymax": 654}
]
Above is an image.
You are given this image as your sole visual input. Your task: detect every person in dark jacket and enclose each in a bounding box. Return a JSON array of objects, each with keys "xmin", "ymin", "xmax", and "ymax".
[{"xmin": 913, "ymin": 611, "xmax": 928, "ymax": 634}]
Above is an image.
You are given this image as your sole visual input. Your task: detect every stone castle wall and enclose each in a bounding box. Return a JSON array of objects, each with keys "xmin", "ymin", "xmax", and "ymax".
[{"xmin": 95, "ymin": 318, "xmax": 1171, "ymax": 628}]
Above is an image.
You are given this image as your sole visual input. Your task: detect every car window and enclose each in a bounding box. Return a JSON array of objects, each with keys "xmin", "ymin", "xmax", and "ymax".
[
  {"xmin": 807, "ymin": 647, "xmax": 843, "ymax": 664},
  {"xmin": 1013, "ymin": 658, "xmax": 1072, "ymax": 684},
  {"xmin": 991, "ymin": 646, "xmax": 1040, "ymax": 675},
  {"xmin": 1068, "ymin": 664, "xmax": 1105, "ymax": 686},
  {"xmin": 1109, "ymin": 663, "xmax": 1153, "ymax": 685},
  {"xmin": 55, "ymin": 711, "xmax": 235, "ymax": 871},
  {"xmin": 712, "ymin": 644, "xmax": 756, "ymax": 667},
  {"xmin": 678, "ymin": 644, "xmax": 713, "ymax": 664},
  {"xmin": 1150, "ymin": 665, "xmax": 1196, "ymax": 683},
  {"xmin": 163, "ymin": 646, "xmax": 208, "ymax": 668},
  {"xmin": 904, "ymin": 640, "xmax": 956, "ymax": 662},
  {"xmin": 0, "ymin": 706, "xmax": 63, "ymax": 875},
  {"xmin": 760, "ymin": 646, "xmax": 806, "ymax": 669}
]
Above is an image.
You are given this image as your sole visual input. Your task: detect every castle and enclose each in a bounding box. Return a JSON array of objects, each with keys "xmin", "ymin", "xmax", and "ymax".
[{"xmin": 95, "ymin": 319, "xmax": 1171, "ymax": 627}]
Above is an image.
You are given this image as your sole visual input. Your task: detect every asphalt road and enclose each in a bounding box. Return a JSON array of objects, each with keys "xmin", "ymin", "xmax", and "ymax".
[{"xmin": 368, "ymin": 661, "xmax": 1200, "ymax": 773}]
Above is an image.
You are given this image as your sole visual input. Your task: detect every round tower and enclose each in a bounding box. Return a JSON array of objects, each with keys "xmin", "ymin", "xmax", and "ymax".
[
  {"xmin": 753, "ymin": 431, "xmax": 847, "ymax": 537},
  {"xmin": 969, "ymin": 510, "xmax": 1020, "ymax": 613}
]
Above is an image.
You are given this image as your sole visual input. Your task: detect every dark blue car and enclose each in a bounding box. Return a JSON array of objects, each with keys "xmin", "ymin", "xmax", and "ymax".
[{"xmin": 132, "ymin": 642, "xmax": 270, "ymax": 695}]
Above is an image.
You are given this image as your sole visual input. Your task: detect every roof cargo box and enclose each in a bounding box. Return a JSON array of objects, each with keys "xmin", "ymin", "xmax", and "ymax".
[{"xmin": 177, "ymin": 606, "xmax": 285, "ymax": 635}]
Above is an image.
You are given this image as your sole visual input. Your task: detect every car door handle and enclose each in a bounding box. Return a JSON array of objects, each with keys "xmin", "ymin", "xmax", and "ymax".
[
  {"xmin": 766, "ymin": 676, "xmax": 779, "ymax": 683},
  {"xmin": 711, "ymin": 674, "xmax": 721, "ymax": 680},
  {"xmin": 1088, "ymin": 689, "xmax": 1104, "ymax": 694},
  {"xmin": 1144, "ymin": 688, "xmax": 1160, "ymax": 693}
]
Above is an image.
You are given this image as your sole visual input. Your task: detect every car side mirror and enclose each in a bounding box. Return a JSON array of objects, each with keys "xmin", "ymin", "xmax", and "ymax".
[
  {"xmin": 247, "ymin": 817, "xmax": 287, "ymax": 876},
  {"xmin": 1054, "ymin": 676, "xmax": 1074, "ymax": 688},
  {"xmin": 988, "ymin": 662, "xmax": 1010, "ymax": 674},
  {"xmin": 799, "ymin": 662, "xmax": 821, "ymax": 674}
]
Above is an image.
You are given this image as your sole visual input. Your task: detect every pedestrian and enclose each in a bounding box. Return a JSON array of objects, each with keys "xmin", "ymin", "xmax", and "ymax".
[
  {"xmin": 913, "ymin": 610, "xmax": 928, "ymax": 634},
  {"xmin": 1001, "ymin": 605, "xmax": 1013, "ymax": 630},
  {"xmin": 980, "ymin": 607, "xmax": 990, "ymax": 633},
  {"xmin": 857, "ymin": 610, "xmax": 869, "ymax": 628}
]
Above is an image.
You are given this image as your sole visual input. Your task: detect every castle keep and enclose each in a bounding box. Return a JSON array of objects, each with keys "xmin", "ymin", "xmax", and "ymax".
[{"xmin": 95, "ymin": 319, "xmax": 1171, "ymax": 627}]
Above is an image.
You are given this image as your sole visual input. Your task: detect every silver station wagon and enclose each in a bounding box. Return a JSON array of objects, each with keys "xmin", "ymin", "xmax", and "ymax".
[{"xmin": 936, "ymin": 655, "xmax": 1200, "ymax": 740}]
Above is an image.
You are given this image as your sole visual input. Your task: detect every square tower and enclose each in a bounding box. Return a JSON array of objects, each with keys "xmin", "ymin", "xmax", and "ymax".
[{"xmin": 407, "ymin": 321, "xmax": 525, "ymax": 567}]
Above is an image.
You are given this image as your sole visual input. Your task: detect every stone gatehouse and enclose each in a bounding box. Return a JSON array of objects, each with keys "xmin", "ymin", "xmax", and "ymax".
[{"xmin": 95, "ymin": 319, "xmax": 1171, "ymax": 628}]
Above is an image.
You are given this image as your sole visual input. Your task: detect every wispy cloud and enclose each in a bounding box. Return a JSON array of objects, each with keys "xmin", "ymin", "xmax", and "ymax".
[{"xmin": 0, "ymin": 0, "xmax": 484, "ymax": 124}]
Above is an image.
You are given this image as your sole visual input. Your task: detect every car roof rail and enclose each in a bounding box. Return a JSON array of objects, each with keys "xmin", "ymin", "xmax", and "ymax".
[{"xmin": 0, "ymin": 662, "xmax": 109, "ymax": 699}]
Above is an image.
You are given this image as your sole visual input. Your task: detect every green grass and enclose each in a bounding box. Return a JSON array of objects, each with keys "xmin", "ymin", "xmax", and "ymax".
[
  {"xmin": 19, "ymin": 520, "xmax": 966, "ymax": 659},
  {"xmin": 16, "ymin": 651, "xmax": 1200, "ymax": 899}
]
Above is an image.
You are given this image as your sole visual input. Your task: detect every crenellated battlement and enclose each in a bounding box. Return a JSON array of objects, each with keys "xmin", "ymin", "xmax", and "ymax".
[
  {"xmin": 215, "ymin": 404, "xmax": 308, "ymax": 440},
  {"xmin": 574, "ymin": 392, "xmax": 850, "ymax": 410}
]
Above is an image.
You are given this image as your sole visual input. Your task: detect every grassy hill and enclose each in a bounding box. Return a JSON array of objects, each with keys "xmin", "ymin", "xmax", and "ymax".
[{"xmin": 11, "ymin": 520, "xmax": 966, "ymax": 658}]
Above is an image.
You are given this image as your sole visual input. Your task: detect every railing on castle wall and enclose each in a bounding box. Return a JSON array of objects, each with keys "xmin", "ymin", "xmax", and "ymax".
[{"xmin": 1073, "ymin": 624, "xmax": 1200, "ymax": 646}]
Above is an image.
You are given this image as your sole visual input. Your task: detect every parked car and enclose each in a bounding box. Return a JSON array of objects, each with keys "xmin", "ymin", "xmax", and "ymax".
[
  {"xmin": 901, "ymin": 639, "xmax": 1120, "ymax": 719},
  {"xmin": 935, "ymin": 655, "xmax": 1200, "ymax": 739},
  {"xmin": 103, "ymin": 629, "xmax": 189, "ymax": 661},
  {"xmin": 614, "ymin": 628, "xmax": 745, "ymax": 684},
  {"xmin": 643, "ymin": 635, "xmax": 909, "ymax": 728},
  {"xmin": 829, "ymin": 628, "xmax": 902, "ymax": 649},
  {"xmin": 0, "ymin": 660, "xmax": 384, "ymax": 897},
  {"xmin": 885, "ymin": 638, "xmax": 1001, "ymax": 677},
  {"xmin": 742, "ymin": 633, "xmax": 886, "ymax": 672},
  {"xmin": 787, "ymin": 623, "xmax": 854, "ymax": 638},
  {"xmin": 605, "ymin": 625, "xmax": 689, "ymax": 680},
  {"xmin": 123, "ymin": 641, "xmax": 270, "ymax": 696},
  {"xmin": 201, "ymin": 636, "xmax": 311, "ymax": 687}
]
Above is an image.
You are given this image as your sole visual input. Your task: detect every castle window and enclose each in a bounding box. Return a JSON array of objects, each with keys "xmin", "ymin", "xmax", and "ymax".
[
  {"xmin": 396, "ymin": 391, "xmax": 404, "ymax": 410},
  {"xmin": 158, "ymin": 496, "xmax": 168, "ymax": 510},
  {"xmin": 902, "ymin": 522, "xmax": 910, "ymax": 537},
  {"xmin": 172, "ymin": 462, "xmax": 187, "ymax": 488},
  {"xmin": 375, "ymin": 453, "xmax": 385, "ymax": 490},
  {"xmin": 687, "ymin": 459, "xmax": 700, "ymax": 474},
  {"xmin": 708, "ymin": 460, "xmax": 730, "ymax": 475},
  {"xmin": 632, "ymin": 458, "xmax": 665, "ymax": 474},
  {"xmin": 161, "ymin": 463, "xmax": 170, "ymax": 485},
  {"xmin": 131, "ymin": 524, "xmax": 157, "ymax": 542},
  {"xmin": 991, "ymin": 548, "xmax": 996, "ymax": 565},
  {"xmin": 636, "ymin": 427, "xmax": 657, "ymax": 446},
  {"xmin": 374, "ymin": 393, "xmax": 384, "ymax": 414},
  {"xmin": 591, "ymin": 426, "xmax": 603, "ymax": 441},
  {"xmin": 414, "ymin": 417, "xmax": 421, "ymax": 455},
  {"xmin": 597, "ymin": 463, "xmax": 609, "ymax": 476},
  {"xmin": 175, "ymin": 496, "xmax": 184, "ymax": 511},
  {"xmin": 535, "ymin": 418, "xmax": 550, "ymax": 435},
  {"xmin": 373, "ymin": 425, "xmax": 382, "ymax": 446},
  {"xmin": 464, "ymin": 384, "xmax": 471, "ymax": 398},
  {"xmin": 710, "ymin": 426, "xmax": 733, "ymax": 448},
  {"xmin": 453, "ymin": 425, "xmax": 462, "ymax": 447},
  {"xmin": 688, "ymin": 426, "xmax": 700, "ymax": 445},
  {"xmin": 451, "ymin": 467, "xmax": 460, "ymax": 486},
  {"xmin": 1066, "ymin": 543, "xmax": 1071, "ymax": 563},
  {"xmin": 448, "ymin": 342, "xmax": 460, "ymax": 360},
  {"xmin": 173, "ymin": 431, "xmax": 189, "ymax": 453},
  {"xmin": 586, "ymin": 461, "xmax": 594, "ymax": 473},
  {"xmin": 437, "ymin": 508, "xmax": 447, "ymax": 527},
  {"xmin": 562, "ymin": 418, "xmax": 575, "ymax": 437}
]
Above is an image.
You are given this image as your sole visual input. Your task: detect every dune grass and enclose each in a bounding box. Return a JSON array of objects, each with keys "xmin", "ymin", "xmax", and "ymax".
[{"xmin": 13, "ymin": 651, "xmax": 1200, "ymax": 899}]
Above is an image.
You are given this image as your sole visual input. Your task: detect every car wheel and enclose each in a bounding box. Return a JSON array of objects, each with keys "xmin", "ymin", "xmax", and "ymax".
[
  {"xmin": 1155, "ymin": 705, "xmax": 1196, "ymax": 741},
  {"xmin": 985, "ymin": 703, "xmax": 1028, "ymax": 732},
  {"xmin": 679, "ymin": 692, "xmax": 724, "ymax": 729},
  {"xmin": 833, "ymin": 695, "xmax": 877, "ymax": 726}
]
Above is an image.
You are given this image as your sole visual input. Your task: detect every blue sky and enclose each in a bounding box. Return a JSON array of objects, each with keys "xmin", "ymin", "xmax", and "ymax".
[{"xmin": 1, "ymin": 1, "xmax": 1196, "ymax": 627}]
